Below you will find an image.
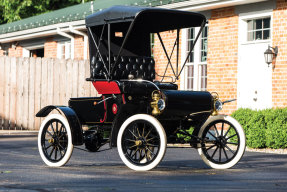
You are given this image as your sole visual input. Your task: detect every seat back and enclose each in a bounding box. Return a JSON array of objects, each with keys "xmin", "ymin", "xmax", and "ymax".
[{"xmin": 91, "ymin": 56, "xmax": 155, "ymax": 81}]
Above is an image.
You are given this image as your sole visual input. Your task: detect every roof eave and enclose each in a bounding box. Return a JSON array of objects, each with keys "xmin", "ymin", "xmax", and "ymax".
[
  {"xmin": 0, "ymin": 20, "xmax": 85, "ymax": 44},
  {"xmin": 159, "ymin": 0, "xmax": 269, "ymax": 11},
  {"xmin": 0, "ymin": 0, "xmax": 270, "ymax": 43}
]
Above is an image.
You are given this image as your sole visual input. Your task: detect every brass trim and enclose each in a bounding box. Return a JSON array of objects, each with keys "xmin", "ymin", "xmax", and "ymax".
[
  {"xmin": 211, "ymin": 92, "xmax": 219, "ymax": 116},
  {"xmin": 150, "ymin": 90, "xmax": 162, "ymax": 116},
  {"xmin": 135, "ymin": 140, "xmax": 142, "ymax": 146},
  {"xmin": 189, "ymin": 110, "xmax": 213, "ymax": 116}
]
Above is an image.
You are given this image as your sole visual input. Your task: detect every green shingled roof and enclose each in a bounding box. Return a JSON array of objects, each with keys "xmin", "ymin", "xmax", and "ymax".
[{"xmin": 0, "ymin": 0, "xmax": 189, "ymax": 35}]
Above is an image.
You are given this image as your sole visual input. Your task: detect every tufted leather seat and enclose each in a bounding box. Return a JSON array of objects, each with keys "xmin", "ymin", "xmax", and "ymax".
[{"xmin": 91, "ymin": 55, "xmax": 155, "ymax": 81}]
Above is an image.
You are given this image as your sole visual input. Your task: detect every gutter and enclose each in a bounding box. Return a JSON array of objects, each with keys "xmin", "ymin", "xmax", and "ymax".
[{"xmin": 69, "ymin": 26, "xmax": 88, "ymax": 60}]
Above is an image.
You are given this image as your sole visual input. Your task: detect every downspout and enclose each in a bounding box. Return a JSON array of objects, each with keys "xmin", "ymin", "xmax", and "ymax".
[
  {"xmin": 69, "ymin": 25, "xmax": 88, "ymax": 60},
  {"xmin": 57, "ymin": 27, "xmax": 74, "ymax": 59}
]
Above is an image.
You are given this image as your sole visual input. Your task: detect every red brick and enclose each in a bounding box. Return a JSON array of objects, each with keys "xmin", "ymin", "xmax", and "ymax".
[
  {"xmin": 8, "ymin": 45, "xmax": 23, "ymax": 57},
  {"xmin": 272, "ymin": 0, "xmax": 287, "ymax": 107},
  {"xmin": 207, "ymin": 7, "xmax": 238, "ymax": 115},
  {"xmin": 44, "ymin": 38, "xmax": 57, "ymax": 58}
]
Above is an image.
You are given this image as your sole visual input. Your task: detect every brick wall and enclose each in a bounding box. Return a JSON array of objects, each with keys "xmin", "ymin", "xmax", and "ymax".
[
  {"xmin": 74, "ymin": 35, "xmax": 85, "ymax": 60},
  {"xmin": 153, "ymin": 30, "xmax": 181, "ymax": 85},
  {"xmin": 272, "ymin": 0, "xmax": 287, "ymax": 107},
  {"xmin": 207, "ymin": 7, "xmax": 239, "ymax": 115},
  {"xmin": 8, "ymin": 45, "xmax": 23, "ymax": 57},
  {"xmin": 153, "ymin": 9, "xmax": 239, "ymax": 114},
  {"xmin": 44, "ymin": 38, "xmax": 57, "ymax": 58},
  {"xmin": 44, "ymin": 35, "xmax": 86, "ymax": 60}
]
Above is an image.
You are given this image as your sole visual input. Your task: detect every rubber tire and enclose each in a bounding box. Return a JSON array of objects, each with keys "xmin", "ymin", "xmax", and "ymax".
[
  {"xmin": 117, "ymin": 114, "xmax": 167, "ymax": 171},
  {"xmin": 38, "ymin": 114, "xmax": 74, "ymax": 167},
  {"xmin": 197, "ymin": 115, "xmax": 246, "ymax": 169}
]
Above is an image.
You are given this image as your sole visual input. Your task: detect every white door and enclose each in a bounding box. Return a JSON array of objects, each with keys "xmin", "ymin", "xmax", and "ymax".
[
  {"xmin": 238, "ymin": 13, "xmax": 272, "ymax": 110},
  {"xmin": 238, "ymin": 42, "xmax": 272, "ymax": 110}
]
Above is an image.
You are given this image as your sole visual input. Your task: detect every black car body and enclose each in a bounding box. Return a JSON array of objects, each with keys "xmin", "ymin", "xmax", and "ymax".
[{"xmin": 36, "ymin": 5, "xmax": 246, "ymax": 171}]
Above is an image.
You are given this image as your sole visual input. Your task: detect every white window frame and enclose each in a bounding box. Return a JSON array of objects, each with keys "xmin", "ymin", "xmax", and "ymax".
[
  {"xmin": 181, "ymin": 26, "xmax": 208, "ymax": 91},
  {"xmin": 23, "ymin": 48, "xmax": 30, "ymax": 58},
  {"xmin": 247, "ymin": 18, "xmax": 271, "ymax": 41},
  {"xmin": 23, "ymin": 44, "xmax": 44, "ymax": 58},
  {"xmin": 239, "ymin": 10, "xmax": 273, "ymax": 45},
  {"xmin": 57, "ymin": 41, "xmax": 71, "ymax": 59}
]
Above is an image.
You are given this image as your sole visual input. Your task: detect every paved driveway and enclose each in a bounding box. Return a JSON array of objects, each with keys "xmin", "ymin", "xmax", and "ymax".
[{"xmin": 0, "ymin": 136, "xmax": 286, "ymax": 191}]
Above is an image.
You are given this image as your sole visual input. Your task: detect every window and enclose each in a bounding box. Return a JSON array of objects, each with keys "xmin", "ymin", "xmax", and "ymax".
[
  {"xmin": 57, "ymin": 41, "xmax": 71, "ymax": 59},
  {"xmin": 30, "ymin": 48, "xmax": 44, "ymax": 58},
  {"xmin": 150, "ymin": 33, "xmax": 155, "ymax": 57},
  {"xmin": 201, "ymin": 26, "xmax": 208, "ymax": 62},
  {"xmin": 186, "ymin": 65, "xmax": 194, "ymax": 90},
  {"xmin": 22, "ymin": 44, "xmax": 44, "ymax": 58},
  {"xmin": 187, "ymin": 28, "xmax": 194, "ymax": 63},
  {"xmin": 199, "ymin": 64, "xmax": 207, "ymax": 91},
  {"xmin": 185, "ymin": 26, "xmax": 208, "ymax": 91},
  {"xmin": 247, "ymin": 17, "xmax": 270, "ymax": 41}
]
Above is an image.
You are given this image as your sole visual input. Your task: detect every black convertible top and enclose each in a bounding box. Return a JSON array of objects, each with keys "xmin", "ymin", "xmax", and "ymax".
[
  {"xmin": 86, "ymin": 5, "xmax": 206, "ymax": 32},
  {"xmin": 86, "ymin": 5, "xmax": 207, "ymax": 81}
]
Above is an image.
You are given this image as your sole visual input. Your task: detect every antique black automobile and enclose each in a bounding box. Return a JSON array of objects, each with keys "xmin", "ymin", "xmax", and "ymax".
[{"xmin": 36, "ymin": 5, "xmax": 246, "ymax": 171}]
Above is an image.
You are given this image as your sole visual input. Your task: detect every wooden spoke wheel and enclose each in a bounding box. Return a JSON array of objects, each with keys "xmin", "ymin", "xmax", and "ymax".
[
  {"xmin": 38, "ymin": 114, "xmax": 73, "ymax": 167},
  {"xmin": 117, "ymin": 114, "xmax": 167, "ymax": 171},
  {"xmin": 198, "ymin": 115, "xmax": 246, "ymax": 169}
]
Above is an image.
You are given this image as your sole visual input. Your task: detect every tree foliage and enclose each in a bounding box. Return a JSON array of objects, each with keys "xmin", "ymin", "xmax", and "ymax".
[{"xmin": 0, "ymin": 0, "xmax": 92, "ymax": 24}]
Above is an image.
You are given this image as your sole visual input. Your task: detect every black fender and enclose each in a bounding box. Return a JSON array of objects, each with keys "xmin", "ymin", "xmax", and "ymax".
[
  {"xmin": 110, "ymin": 112, "xmax": 129, "ymax": 148},
  {"xmin": 36, "ymin": 105, "xmax": 84, "ymax": 145},
  {"xmin": 110, "ymin": 103, "xmax": 142, "ymax": 147}
]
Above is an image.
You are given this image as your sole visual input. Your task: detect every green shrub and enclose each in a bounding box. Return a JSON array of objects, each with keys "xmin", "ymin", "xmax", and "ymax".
[
  {"xmin": 231, "ymin": 108, "xmax": 265, "ymax": 148},
  {"xmin": 231, "ymin": 108, "xmax": 287, "ymax": 149},
  {"xmin": 247, "ymin": 111, "xmax": 267, "ymax": 148},
  {"xmin": 265, "ymin": 108, "xmax": 287, "ymax": 148},
  {"xmin": 177, "ymin": 127, "xmax": 194, "ymax": 142}
]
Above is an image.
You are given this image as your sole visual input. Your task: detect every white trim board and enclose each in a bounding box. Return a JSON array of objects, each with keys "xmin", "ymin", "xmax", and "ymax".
[
  {"xmin": 0, "ymin": 20, "xmax": 85, "ymax": 43},
  {"xmin": 159, "ymin": 0, "xmax": 269, "ymax": 11}
]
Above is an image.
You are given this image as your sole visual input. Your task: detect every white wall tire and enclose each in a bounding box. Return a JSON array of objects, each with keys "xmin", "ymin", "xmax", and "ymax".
[
  {"xmin": 197, "ymin": 115, "xmax": 246, "ymax": 169},
  {"xmin": 38, "ymin": 114, "xmax": 74, "ymax": 167},
  {"xmin": 117, "ymin": 114, "xmax": 167, "ymax": 171}
]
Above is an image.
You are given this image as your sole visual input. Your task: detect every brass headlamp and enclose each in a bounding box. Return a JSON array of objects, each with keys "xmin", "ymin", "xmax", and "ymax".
[
  {"xmin": 211, "ymin": 92, "xmax": 223, "ymax": 116},
  {"xmin": 150, "ymin": 90, "xmax": 165, "ymax": 116}
]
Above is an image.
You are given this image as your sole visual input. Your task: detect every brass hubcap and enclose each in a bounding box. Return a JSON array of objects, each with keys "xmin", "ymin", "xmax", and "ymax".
[
  {"xmin": 135, "ymin": 140, "xmax": 143, "ymax": 146},
  {"xmin": 48, "ymin": 138, "xmax": 54, "ymax": 144}
]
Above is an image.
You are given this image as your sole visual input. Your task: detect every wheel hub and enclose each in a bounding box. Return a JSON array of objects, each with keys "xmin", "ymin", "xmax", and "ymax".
[
  {"xmin": 48, "ymin": 138, "xmax": 54, "ymax": 144},
  {"xmin": 217, "ymin": 136, "xmax": 226, "ymax": 147},
  {"xmin": 49, "ymin": 135, "xmax": 61, "ymax": 146},
  {"xmin": 135, "ymin": 138, "xmax": 146, "ymax": 148},
  {"xmin": 135, "ymin": 140, "xmax": 142, "ymax": 146}
]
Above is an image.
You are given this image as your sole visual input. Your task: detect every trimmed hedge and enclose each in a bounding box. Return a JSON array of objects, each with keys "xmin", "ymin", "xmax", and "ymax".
[{"xmin": 231, "ymin": 108, "xmax": 287, "ymax": 149}]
